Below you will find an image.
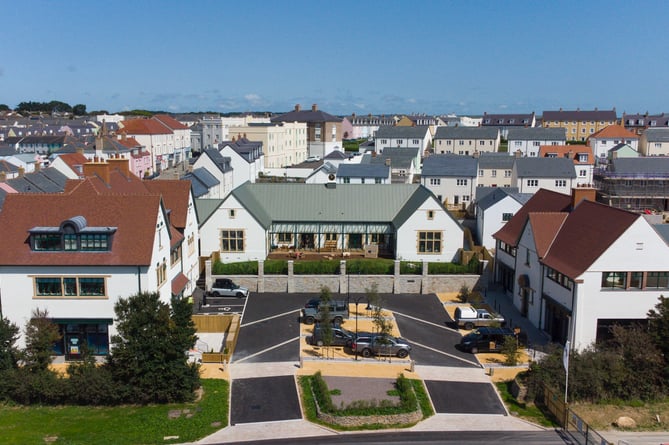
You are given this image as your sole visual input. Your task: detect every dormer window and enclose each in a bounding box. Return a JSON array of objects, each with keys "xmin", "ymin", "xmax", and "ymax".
[{"xmin": 30, "ymin": 216, "xmax": 116, "ymax": 252}]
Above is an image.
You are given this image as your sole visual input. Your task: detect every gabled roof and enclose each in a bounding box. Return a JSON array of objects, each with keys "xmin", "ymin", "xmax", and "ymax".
[
  {"xmin": 507, "ymin": 127, "xmax": 566, "ymax": 141},
  {"xmin": 374, "ymin": 126, "xmax": 430, "ymax": 139},
  {"xmin": 324, "ymin": 150, "xmax": 348, "ymax": 160},
  {"xmin": 513, "ymin": 157, "xmax": 577, "ymax": 178},
  {"xmin": 153, "ymin": 114, "xmax": 189, "ymax": 130},
  {"xmin": 203, "ymin": 149, "xmax": 233, "ymax": 173},
  {"xmin": 609, "ymin": 157, "xmax": 669, "ymax": 175},
  {"xmin": 493, "ymin": 189, "xmax": 573, "ymax": 246},
  {"xmin": 337, "ymin": 163, "xmax": 389, "ymax": 178},
  {"xmin": 227, "ymin": 182, "xmax": 455, "ymax": 230},
  {"xmin": 542, "ymin": 109, "xmax": 617, "ymax": 122},
  {"xmin": 434, "ymin": 126, "xmax": 499, "ymax": 139},
  {"xmin": 120, "ymin": 118, "xmax": 173, "ymax": 135},
  {"xmin": 476, "ymin": 187, "xmax": 529, "ymax": 211},
  {"xmin": 421, "ymin": 154, "xmax": 478, "ymax": 177},
  {"xmin": 538, "ymin": 145, "xmax": 594, "ymax": 165},
  {"xmin": 477, "ymin": 152, "xmax": 515, "ymax": 169},
  {"xmin": 541, "ymin": 200, "xmax": 639, "ymax": 279},
  {"xmin": 0, "ymin": 192, "xmax": 162, "ymax": 266},
  {"xmin": 271, "ymin": 106, "xmax": 341, "ymax": 124},
  {"xmin": 369, "ymin": 147, "xmax": 419, "ymax": 170},
  {"xmin": 588, "ymin": 124, "xmax": 638, "ymax": 140},
  {"xmin": 526, "ymin": 212, "xmax": 568, "ymax": 258},
  {"xmin": 643, "ymin": 128, "xmax": 669, "ymax": 142},
  {"xmin": 481, "ymin": 113, "xmax": 534, "ymax": 126}
]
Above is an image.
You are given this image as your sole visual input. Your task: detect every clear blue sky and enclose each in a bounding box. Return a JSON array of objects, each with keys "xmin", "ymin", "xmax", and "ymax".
[{"xmin": 2, "ymin": 0, "xmax": 668, "ymax": 116}]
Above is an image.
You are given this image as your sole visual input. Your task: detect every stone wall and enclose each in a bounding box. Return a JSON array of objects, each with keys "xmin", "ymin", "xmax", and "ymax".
[{"xmin": 206, "ymin": 260, "xmax": 481, "ymax": 295}]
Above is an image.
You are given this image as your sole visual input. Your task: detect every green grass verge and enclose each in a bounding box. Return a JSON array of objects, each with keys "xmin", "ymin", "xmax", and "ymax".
[
  {"xmin": 0, "ymin": 379, "xmax": 229, "ymax": 445},
  {"xmin": 495, "ymin": 381, "xmax": 559, "ymax": 427}
]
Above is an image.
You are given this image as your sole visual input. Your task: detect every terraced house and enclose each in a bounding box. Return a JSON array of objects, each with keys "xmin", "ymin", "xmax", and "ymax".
[{"xmin": 542, "ymin": 108, "xmax": 617, "ymax": 142}]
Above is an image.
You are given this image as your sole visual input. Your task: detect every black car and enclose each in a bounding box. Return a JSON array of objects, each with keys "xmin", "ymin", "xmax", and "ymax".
[
  {"xmin": 309, "ymin": 325, "xmax": 355, "ymax": 347},
  {"xmin": 459, "ymin": 326, "xmax": 518, "ymax": 354}
]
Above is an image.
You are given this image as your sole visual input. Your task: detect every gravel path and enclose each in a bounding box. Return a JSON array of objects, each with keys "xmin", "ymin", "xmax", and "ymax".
[{"xmin": 323, "ymin": 376, "xmax": 400, "ymax": 409}]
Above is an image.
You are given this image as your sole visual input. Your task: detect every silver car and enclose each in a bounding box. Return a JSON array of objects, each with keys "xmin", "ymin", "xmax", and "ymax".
[{"xmin": 352, "ymin": 334, "xmax": 411, "ymax": 358}]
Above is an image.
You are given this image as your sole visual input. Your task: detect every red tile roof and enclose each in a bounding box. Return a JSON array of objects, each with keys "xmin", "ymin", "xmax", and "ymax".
[
  {"xmin": 56, "ymin": 153, "xmax": 89, "ymax": 177},
  {"xmin": 117, "ymin": 137, "xmax": 142, "ymax": 148},
  {"xmin": 494, "ymin": 189, "xmax": 573, "ymax": 246},
  {"xmin": 541, "ymin": 200, "xmax": 639, "ymax": 279},
  {"xmin": 537, "ymin": 145, "xmax": 594, "ymax": 165},
  {"xmin": 153, "ymin": 114, "xmax": 189, "ymax": 130},
  {"xmin": 0, "ymin": 192, "xmax": 162, "ymax": 266},
  {"xmin": 171, "ymin": 273, "xmax": 189, "ymax": 295},
  {"xmin": 120, "ymin": 118, "xmax": 173, "ymax": 135},
  {"xmin": 526, "ymin": 212, "xmax": 567, "ymax": 258},
  {"xmin": 588, "ymin": 124, "xmax": 639, "ymax": 140}
]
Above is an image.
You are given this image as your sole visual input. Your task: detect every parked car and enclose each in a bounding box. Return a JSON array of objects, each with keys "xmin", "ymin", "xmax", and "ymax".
[
  {"xmin": 309, "ymin": 325, "xmax": 355, "ymax": 347},
  {"xmin": 207, "ymin": 278, "xmax": 249, "ymax": 299},
  {"xmin": 301, "ymin": 300, "xmax": 349, "ymax": 325},
  {"xmin": 454, "ymin": 306, "xmax": 505, "ymax": 330},
  {"xmin": 351, "ymin": 334, "xmax": 411, "ymax": 358},
  {"xmin": 459, "ymin": 326, "xmax": 517, "ymax": 354}
]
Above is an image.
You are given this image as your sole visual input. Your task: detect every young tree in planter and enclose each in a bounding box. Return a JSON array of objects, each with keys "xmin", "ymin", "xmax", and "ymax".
[
  {"xmin": 366, "ymin": 283, "xmax": 393, "ymax": 356},
  {"xmin": 317, "ymin": 286, "xmax": 334, "ymax": 357},
  {"xmin": 108, "ymin": 292, "xmax": 199, "ymax": 404}
]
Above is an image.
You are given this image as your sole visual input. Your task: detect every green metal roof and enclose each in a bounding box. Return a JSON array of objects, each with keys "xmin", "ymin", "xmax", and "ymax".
[
  {"xmin": 229, "ymin": 182, "xmax": 442, "ymax": 229},
  {"xmin": 195, "ymin": 198, "xmax": 225, "ymax": 227}
]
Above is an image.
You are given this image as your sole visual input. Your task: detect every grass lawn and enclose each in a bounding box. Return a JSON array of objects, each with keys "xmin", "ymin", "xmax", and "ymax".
[
  {"xmin": 495, "ymin": 381, "xmax": 559, "ymax": 428},
  {"xmin": 0, "ymin": 379, "xmax": 229, "ymax": 445}
]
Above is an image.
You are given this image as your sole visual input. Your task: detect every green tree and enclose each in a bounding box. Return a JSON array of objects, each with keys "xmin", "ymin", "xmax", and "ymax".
[
  {"xmin": 107, "ymin": 292, "xmax": 199, "ymax": 404},
  {"xmin": 0, "ymin": 316, "xmax": 20, "ymax": 371},
  {"xmin": 23, "ymin": 308, "xmax": 61, "ymax": 373},
  {"xmin": 72, "ymin": 104, "xmax": 87, "ymax": 116},
  {"xmin": 501, "ymin": 335, "xmax": 520, "ymax": 366},
  {"xmin": 317, "ymin": 286, "xmax": 333, "ymax": 349},
  {"xmin": 648, "ymin": 294, "xmax": 669, "ymax": 377},
  {"xmin": 0, "ymin": 104, "xmax": 10, "ymax": 112}
]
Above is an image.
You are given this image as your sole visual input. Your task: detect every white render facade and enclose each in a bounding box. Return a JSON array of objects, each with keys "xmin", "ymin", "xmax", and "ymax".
[{"xmin": 231, "ymin": 122, "xmax": 308, "ymax": 168}]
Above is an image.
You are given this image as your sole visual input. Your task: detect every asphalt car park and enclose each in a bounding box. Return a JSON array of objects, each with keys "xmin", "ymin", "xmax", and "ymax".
[
  {"xmin": 424, "ymin": 380, "xmax": 506, "ymax": 415},
  {"xmin": 230, "ymin": 375, "xmax": 302, "ymax": 425}
]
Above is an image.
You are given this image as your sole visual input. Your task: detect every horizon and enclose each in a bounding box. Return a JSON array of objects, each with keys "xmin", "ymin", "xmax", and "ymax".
[{"xmin": 2, "ymin": 1, "xmax": 668, "ymax": 116}]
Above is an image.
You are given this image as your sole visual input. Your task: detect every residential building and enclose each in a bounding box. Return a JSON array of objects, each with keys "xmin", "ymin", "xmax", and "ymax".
[
  {"xmin": 346, "ymin": 113, "xmax": 397, "ymax": 139},
  {"xmin": 538, "ymin": 145, "xmax": 595, "ymax": 186},
  {"xmin": 181, "ymin": 167, "xmax": 220, "ymax": 199},
  {"xmin": 373, "ymin": 126, "xmax": 431, "ymax": 167},
  {"xmin": 475, "ymin": 187, "xmax": 530, "ymax": 249},
  {"xmin": 639, "ymin": 128, "xmax": 669, "ymax": 156},
  {"xmin": 190, "ymin": 149, "xmax": 234, "ymax": 198},
  {"xmin": 227, "ymin": 121, "xmax": 308, "ymax": 168},
  {"xmin": 512, "ymin": 157, "xmax": 577, "ymax": 194},
  {"xmin": 607, "ymin": 143, "xmax": 639, "ymax": 162},
  {"xmin": 368, "ymin": 147, "xmax": 420, "ymax": 184},
  {"xmin": 218, "ymin": 137, "xmax": 264, "ymax": 189},
  {"xmin": 481, "ymin": 112, "xmax": 536, "ymax": 138},
  {"xmin": 305, "ymin": 162, "xmax": 338, "ymax": 184},
  {"xmin": 421, "ymin": 154, "xmax": 477, "ymax": 209},
  {"xmin": 153, "ymin": 114, "xmax": 191, "ymax": 166},
  {"xmin": 507, "ymin": 127, "xmax": 566, "ymax": 157},
  {"xmin": 476, "ymin": 152, "xmax": 515, "ymax": 188},
  {"xmin": 621, "ymin": 112, "xmax": 669, "ymax": 136},
  {"xmin": 198, "ymin": 182, "xmax": 464, "ymax": 263},
  {"xmin": 118, "ymin": 118, "xmax": 173, "ymax": 174},
  {"xmin": 433, "ymin": 127, "xmax": 500, "ymax": 155},
  {"xmin": 594, "ymin": 157, "xmax": 669, "ymax": 212},
  {"xmin": 586, "ymin": 124, "xmax": 639, "ymax": 160},
  {"xmin": 271, "ymin": 104, "xmax": 343, "ymax": 159},
  {"xmin": 542, "ymin": 109, "xmax": 617, "ymax": 142},
  {"xmin": 336, "ymin": 163, "xmax": 391, "ymax": 184}
]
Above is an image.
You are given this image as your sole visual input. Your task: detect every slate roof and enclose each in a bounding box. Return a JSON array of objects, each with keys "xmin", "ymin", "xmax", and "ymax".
[
  {"xmin": 652, "ymin": 224, "xmax": 669, "ymax": 244},
  {"xmin": 622, "ymin": 113, "xmax": 669, "ymax": 127},
  {"xmin": 434, "ymin": 126, "xmax": 499, "ymax": 139},
  {"xmin": 541, "ymin": 200, "xmax": 639, "ymax": 279},
  {"xmin": 369, "ymin": 147, "xmax": 419, "ymax": 170},
  {"xmin": 482, "ymin": 113, "xmax": 534, "ymax": 126},
  {"xmin": 493, "ymin": 189, "xmax": 573, "ymax": 246},
  {"xmin": 6, "ymin": 169, "xmax": 66, "ymax": 193},
  {"xmin": 477, "ymin": 152, "xmax": 515, "ymax": 169},
  {"xmin": 337, "ymin": 163, "xmax": 389, "ymax": 178},
  {"xmin": 542, "ymin": 109, "xmax": 617, "ymax": 122},
  {"xmin": 271, "ymin": 106, "xmax": 341, "ymax": 123},
  {"xmin": 476, "ymin": 187, "xmax": 529, "ymax": 211},
  {"xmin": 203, "ymin": 149, "xmax": 233, "ymax": 173},
  {"xmin": 507, "ymin": 127, "xmax": 566, "ymax": 141},
  {"xmin": 228, "ymin": 182, "xmax": 453, "ymax": 230},
  {"xmin": 643, "ymin": 128, "xmax": 669, "ymax": 142},
  {"xmin": 181, "ymin": 167, "xmax": 220, "ymax": 198},
  {"xmin": 0, "ymin": 191, "xmax": 162, "ymax": 266},
  {"xmin": 609, "ymin": 157, "xmax": 669, "ymax": 176},
  {"xmin": 220, "ymin": 138, "xmax": 263, "ymax": 163},
  {"xmin": 421, "ymin": 154, "xmax": 478, "ymax": 177},
  {"xmin": 374, "ymin": 126, "xmax": 430, "ymax": 139},
  {"xmin": 324, "ymin": 150, "xmax": 348, "ymax": 160},
  {"xmin": 513, "ymin": 157, "xmax": 577, "ymax": 178}
]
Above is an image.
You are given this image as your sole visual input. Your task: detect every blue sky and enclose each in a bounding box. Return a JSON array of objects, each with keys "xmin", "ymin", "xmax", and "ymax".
[{"xmin": 2, "ymin": 0, "xmax": 668, "ymax": 116}]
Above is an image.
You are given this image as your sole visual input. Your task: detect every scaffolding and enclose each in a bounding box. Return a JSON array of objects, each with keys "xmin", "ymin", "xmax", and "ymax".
[{"xmin": 593, "ymin": 167, "xmax": 669, "ymax": 212}]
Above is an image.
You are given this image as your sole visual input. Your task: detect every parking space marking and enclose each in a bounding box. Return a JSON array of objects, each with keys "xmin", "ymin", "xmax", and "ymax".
[
  {"xmin": 233, "ymin": 336, "xmax": 300, "ymax": 363},
  {"xmin": 240, "ymin": 309, "xmax": 300, "ymax": 328},
  {"xmin": 405, "ymin": 338, "xmax": 480, "ymax": 367},
  {"xmin": 393, "ymin": 311, "xmax": 459, "ymax": 333}
]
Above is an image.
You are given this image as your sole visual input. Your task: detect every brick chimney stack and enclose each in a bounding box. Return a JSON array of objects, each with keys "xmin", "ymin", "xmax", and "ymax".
[
  {"xmin": 572, "ymin": 186, "xmax": 597, "ymax": 208},
  {"xmin": 295, "ymin": 104, "xmax": 301, "ymax": 112},
  {"xmin": 312, "ymin": 104, "xmax": 318, "ymax": 112}
]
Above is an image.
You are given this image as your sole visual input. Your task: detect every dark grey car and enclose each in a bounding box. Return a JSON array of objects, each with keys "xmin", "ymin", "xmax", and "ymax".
[
  {"xmin": 352, "ymin": 334, "xmax": 411, "ymax": 358},
  {"xmin": 309, "ymin": 325, "xmax": 354, "ymax": 347}
]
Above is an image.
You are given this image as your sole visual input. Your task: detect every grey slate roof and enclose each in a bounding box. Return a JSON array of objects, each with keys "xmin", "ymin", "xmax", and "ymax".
[
  {"xmin": 542, "ymin": 109, "xmax": 617, "ymax": 122},
  {"xmin": 324, "ymin": 150, "xmax": 348, "ymax": 160},
  {"xmin": 610, "ymin": 157, "xmax": 669, "ymax": 175},
  {"xmin": 369, "ymin": 147, "xmax": 418, "ymax": 170},
  {"xmin": 434, "ymin": 126, "xmax": 499, "ymax": 139},
  {"xmin": 337, "ymin": 163, "xmax": 389, "ymax": 178},
  {"xmin": 195, "ymin": 198, "xmax": 225, "ymax": 227},
  {"xmin": 652, "ymin": 224, "xmax": 669, "ymax": 244},
  {"xmin": 643, "ymin": 128, "xmax": 669, "ymax": 142},
  {"xmin": 513, "ymin": 157, "xmax": 577, "ymax": 178},
  {"xmin": 476, "ymin": 187, "xmax": 530, "ymax": 211},
  {"xmin": 228, "ymin": 182, "xmax": 454, "ymax": 230},
  {"xmin": 475, "ymin": 186, "xmax": 519, "ymax": 201},
  {"xmin": 182, "ymin": 167, "xmax": 220, "ymax": 198},
  {"xmin": 374, "ymin": 126, "xmax": 430, "ymax": 139},
  {"xmin": 38, "ymin": 168, "xmax": 68, "ymax": 189},
  {"xmin": 5, "ymin": 168, "xmax": 67, "ymax": 193},
  {"xmin": 477, "ymin": 152, "xmax": 515, "ymax": 169},
  {"xmin": 203, "ymin": 149, "xmax": 233, "ymax": 173},
  {"xmin": 421, "ymin": 154, "xmax": 478, "ymax": 177},
  {"xmin": 507, "ymin": 127, "xmax": 567, "ymax": 141},
  {"xmin": 271, "ymin": 107, "xmax": 341, "ymax": 123}
]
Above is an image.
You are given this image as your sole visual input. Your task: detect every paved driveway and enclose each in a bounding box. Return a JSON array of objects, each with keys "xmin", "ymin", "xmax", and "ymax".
[
  {"xmin": 230, "ymin": 375, "xmax": 302, "ymax": 424},
  {"xmin": 425, "ymin": 381, "xmax": 506, "ymax": 414}
]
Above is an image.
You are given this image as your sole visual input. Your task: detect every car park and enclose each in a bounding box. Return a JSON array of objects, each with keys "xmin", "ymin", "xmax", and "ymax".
[
  {"xmin": 309, "ymin": 325, "xmax": 355, "ymax": 347},
  {"xmin": 301, "ymin": 299, "xmax": 349, "ymax": 325},
  {"xmin": 206, "ymin": 278, "xmax": 250, "ymax": 300},
  {"xmin": 351, "ymin": 334, "xmax": 411, "ymax": 358},
  {"xmin": 459, "ymin": 326, "xmax": 518, "ymax": 354}
]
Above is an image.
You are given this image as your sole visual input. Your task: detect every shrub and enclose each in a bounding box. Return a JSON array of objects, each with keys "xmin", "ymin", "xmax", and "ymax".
[
  {"xmin": 293, "ymin": 260, "xmax": 340, "ymax": 275},
  {"xmin": 347, "ymin": 259, "xmax": 394, "ymax": 275},
  {"xmin": 311, "ymin": 371, "xmax": 335, "ymax": 412},
  {"xmin": 400, "ymin": 262, "xmax": 422, "ymax": 274},
  {"xmin": 501, "ymin": 335, "xmax": 520, "ymax": 366},
  {"xmin": 212, "ymin": 260, "xmax": 258, "ymax": 275},
  {"xmin": 264, "ymin": 259, "xmax": 288, "ymax": 274}
]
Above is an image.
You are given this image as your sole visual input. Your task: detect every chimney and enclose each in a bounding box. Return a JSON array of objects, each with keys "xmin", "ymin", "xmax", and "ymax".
[
  {"xmin": 107, "ymin": 155, "xmax": 131, "ymax": 178},
  {"xmin": 82, "ymin": 158, "xmax": 111, "ymax": 185},
  {"xmin": 34, "ymin": 160, "xmax": 41, "ymax": 172},
  {"xmin": 18, "ymin": 166, "xmax": 25, "ymax": 177},
  {"xmin": 473, "ymin": 150, "xmax": 480, "ymax": 159},
  {"xmin": 295, "ymin": 104, "xmax": 301, "ymax": 112},
  {"xmin": 312, "ymin": 104, "xmax": 318, "ymax": 112},
  {"xmin": 385, "ymin": 158, "xmax": 391, "ymax": 167},
  {"xmin": 0, "ymin": 171, "xmax": 5, "ymax": 182},
  {"xmin": 572, "ymin": 186, "xmax": 596, "ymax": 208},
  {"xmin": 515, "ymin": 150, "xmax": 522, "ymax": 158}
]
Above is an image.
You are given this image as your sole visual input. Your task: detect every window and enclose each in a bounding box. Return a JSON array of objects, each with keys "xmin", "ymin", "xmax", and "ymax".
[
  {"xmin": 629, "ymin": 272, "xmax": 643, "ymax": 289},
  {"xmin": 525, "ymin": 248, "xmax": 531, "ymax": 265},
  {"xmin": 171, "ymin": 245, "xmax": 181, "ymax": 266},
  {"xmin": 278, "ymin": 233, "xmax": 292, "ymax": 243},
  {"xmin": 532, "ymin": 141, "xmax": 540, "ymax": 146},
  {"xmin": 343, "ymin": 177, "xmax": 350, "ymax": 183},
  {"xmin": 375, "ymin": 178, "xmax": 382, "ymax": 184},
  {"xmin": 546, "ymin": 267, "xmax": 572, "ymax": 289},
  {"xmin": 80, "ymin": 234, "xmax": 109, "ymax": 251},
  {"xmin": 361, "ymin": 178, "xmax": 366, "ymax": 184},
  {"xmin": 491, "ymin": 170, "xmax": 497, "ymax": 177},
  {"xmin": 601, "ymin": 272, "xmax": 627, "ymax": 289},
  {"xmin": 229, "ymin": 209, "xmax": 236, "ymax": 219},
  {"xmin": 514, "ymin": 141, "xmax": 522, "ymax": 147},
  {"xmin": 499, "ymin": 241, "xmax": 516, "ymax": 257},
  {"xmin": 427, "ymin": 210, "xmax": 434, "ymax": 219},
  {"xmin": 527, "ymin": 179, "xmax": 538, "ymax": 187},
  {"xmin": 370, "ymin": 233, "xmax": 385, "ymax": 244},
  {"xmin": 502, "ymin": 213, "xmax": 513, "ymax": 221},
  {"xmin": 446, "ymin": 140, "xmax": 451, "ymax": 145},
  {"xmin": 35, "ymin": 276, "xmax": 106, "ymax": 297},
  {"xmin": 504, "ymin": 170, "xmax": 511, "ymax": 177},
  {"xmin": 456, "ymin": 179, "xmax": 468, "ymax": 186},
  {"xmin": 418, "ymin": 231, "xmax": 442, "ymax": 253},
  {"xmin": 430, "ymin": 178, "xmax": 441, "ymax": 185},
  {"xmin": 458, "ymin": 140, "xmax": 464, "ymax": 146},
  {"xmin": 221, "ymin": 230, "xmax": 244, "ymax": 252},
  {"xmin": 579, "ymin": 169, "xmax": 587, "ymax": 177},
  {"xmin": 479, "ymin": 169, "xmax": 484, "ymax": 177},
  {"xmin": 381, "ymin": 139, "xmax": 387, "ymax": 144},
  {"xmin": 412, "ymin": 139, "xmax": 420, "ymax": 144},
  {"xmin": 479, "ymin": 140, "xmax": 484, "ymax": 145},
  {"xmin": 156, "ymin": 259, "xmax": 167, "ymax": 285},
  {"xmin": 462, "ymin": 195, "xmax": 470, "ymax": 202},
  {"xmin": 577, "ymin": 154, "xmax": 588, "ymax": 162},
  {"xmin": 646, "ymin": 272, "xmax": 669, "ymax": 288},
  {"xmin": 34, "ymin": 233, "xmax": 64, "ymax": 251},
  {"xmin": 187, "ymin": 233, "xmax": 196, "ymax": 255},
  {"xmin": 555, "ymin": 180, "xmax": 566, "ymax": 187}
]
